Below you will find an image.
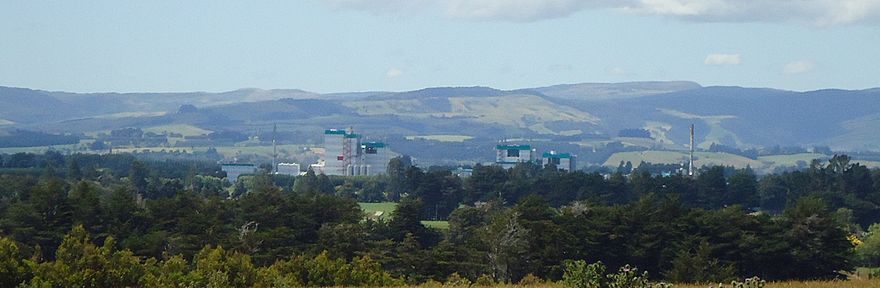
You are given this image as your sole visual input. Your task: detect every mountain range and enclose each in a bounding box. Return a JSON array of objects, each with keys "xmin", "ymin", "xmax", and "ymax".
[{"xmin": 2, "ymin": 81, "xmax": 880, "ymax": 156}]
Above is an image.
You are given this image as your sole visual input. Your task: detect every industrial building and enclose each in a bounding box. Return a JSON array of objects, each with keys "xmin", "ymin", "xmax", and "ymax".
[
  {"xmin": 275, "ymin": 163, "xmax": 301, "ymax": 176},
  {"xmin": 495, "ymin": 144, "xmax": 536, "ymax": 169},
  {"xmin": 221, "ymin": 163, "xmax": 256, "ymax": 183},
  {"xmin": 542, "ymin": 150, "xmax": 576, "ymax": 171},
  {"xmin": 320, "ymin": 127, "xmax": 389, "ymax": 176}
]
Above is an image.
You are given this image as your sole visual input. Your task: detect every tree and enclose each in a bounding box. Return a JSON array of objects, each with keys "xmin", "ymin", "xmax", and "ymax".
[
  {"xmin": 413, "ymin": 170, "xmax": 463, "ymax": 220},
  {"xmin": 386, "ymin": 156, "xmax": 412, "ymax": 201},
  {"xmin": 0, "ymin": 178, "xmax": 73, "ymax": 259},
  {"xmin": 68, "ymin": 181, "xmax": 103, "ymax": 233},
  {"xmin": 856, "ymin": 223, "xmax": 880, "ymax": 266},
  {"xmin": 694, "ymin": 166, "xmax": 727, "ymax": 209},
  {"xmin": 727, "ymin": 168, "xmax": 758, "ymax": 208},
  {"xmin": 464, "ymin": 164, "xmax": 508, "ymax": 203},
  {"xmin": 67, "ymin": 157, "xmax": 82, "ymax": 181},
  {"xmin": 387, "ymin": 197, "xmax": 437, "ymax": 247},
  {"xmin": 782, "ymin": 197, "xmax": 853, "ymax": 279},
  {"xmin": 758, "ymin": 175, "xmax": 788, "ymax": 213},
  {"xmin": 665, "ymin": 240, "xmax": 736, "ymax": 283},
  {"xmin": 129, "ymin": 160, "xmax": 149, "ymax": 195},
  {"xmin": 293, "ymin": 169, "xmax": 318, "ymax": 194},
  {"xmin": 0, "ymin": 237, "xmax": 31, "ymax": 288},
  {"xmin": 481, "ymin": 210, "xmax": 529, "ymax": 283},
  {"xmin": 27, "ymin": 225, "xmax": 146, "ymax": 287}
]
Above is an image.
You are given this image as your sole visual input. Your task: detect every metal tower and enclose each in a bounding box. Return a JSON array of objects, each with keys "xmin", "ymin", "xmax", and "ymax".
[
  {"xmin": 689, "ymin": 124, "xmax": 695, "ymax": 177},
  {"xmin": 272, "ymin": 123, "xmax": 277, "ymax": 174},
  {"xmin": 342, "ymin": 126, "xmax": 354, "ymax": 176}
]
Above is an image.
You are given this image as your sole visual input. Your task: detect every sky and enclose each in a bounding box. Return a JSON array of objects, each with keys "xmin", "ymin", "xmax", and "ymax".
[{"xmin": 1, "ymin": 0, "xmax": 878, "ymax": 93}]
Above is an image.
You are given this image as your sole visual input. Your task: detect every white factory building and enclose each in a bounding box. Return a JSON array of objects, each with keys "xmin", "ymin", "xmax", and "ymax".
[
  {"xmin": 320, "ymin": 127, "xmax": 389, "ymax": 176},
  {"xmin": 275, "ymin": 163, "xmax": 301, "ymax": 176},
  {"xmin": 221, "ymin": 163, "xmax": 256, "ymax": 183},
  {"xmin": 495, "ymin": 144, "xmax": 536, "ymax": 169},
  {"xmin": 542, "ymin": 150, "xmax": 577, "ymax": 171}
]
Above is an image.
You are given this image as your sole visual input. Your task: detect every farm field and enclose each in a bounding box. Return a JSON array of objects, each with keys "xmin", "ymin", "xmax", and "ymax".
[
  {"xmin": 359, "ymin": 202, "xmax": 398, "ymax": 220},
  {"xmin": 359, "ymin": 202, "xmax": 450, "ymax": 229},
  {"xmin": 406, "ymin": 135, "xmax": 474, "ymax": 142},
  {"xmin": 143, "ymin": 124, "xmax": 211, "ymax": 136},
  {"xmin": 0, "ymin": 143, "xmax": 319, "ymax": 162}
]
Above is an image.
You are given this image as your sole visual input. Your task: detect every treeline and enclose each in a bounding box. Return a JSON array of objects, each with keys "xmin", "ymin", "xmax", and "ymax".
[
  {"xmin": 0, "ymin": 152, "xmax": 874, "ymax": 285},
  {"xmin": 0, "ymin": 151, "xmax": 222, "ymax": 179},
  {"xmin": 0, "ymin": 130, "xmax": 80, "ymax": 148},
  {"xmin": 392, "ymin": 155, "xmax": 880, "ymax": 226}
]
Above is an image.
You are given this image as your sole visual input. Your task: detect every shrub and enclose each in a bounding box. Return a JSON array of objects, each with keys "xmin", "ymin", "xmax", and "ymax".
[
  {"xmin": 562, "ymin": 260, "xmax": 673, "ymax": 288},
  {"xmin": 518, "ymin": 273, "xmax": 543, "ymax": 285},
  {"xmin": 445, "ymin": 272, "xmax": 471, "ymax": 287},
  {"xmin": 474, "ymin": 274, "xmax": 496, "ymax": 286},
  {"xmin": 562, "ymin": 260, "xmax": 606, "ymax": 288}
]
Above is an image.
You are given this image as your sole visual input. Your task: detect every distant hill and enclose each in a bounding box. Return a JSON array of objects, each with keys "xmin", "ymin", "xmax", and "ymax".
[
  {"xmin": 3, "ymin": 82, "xmax": 880, "ymax": 152},
  {"xmin": 0, "ymin": 86, "xmax": 319, "ymax": 125},
  {"xmin": 534, "ymin": 81, "xmax": 701, "ymax": 101}
]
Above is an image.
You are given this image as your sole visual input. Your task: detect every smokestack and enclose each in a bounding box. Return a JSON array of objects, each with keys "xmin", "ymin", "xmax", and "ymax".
[
  {"xmin": 272, "ymin": 123, "xmax": 277, "ymax": 174},
  {"xmin": 689, "ymin": 124, "xmax": 694, "ymax": 177}
]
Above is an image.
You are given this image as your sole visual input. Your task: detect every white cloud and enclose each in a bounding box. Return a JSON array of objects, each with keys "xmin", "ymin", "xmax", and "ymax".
[
  {"xmin": 323, "ymin": 0, "xmax": 431, "ymax": 15},
  {"xmin": 784, "ymin": 60, "xmax": 815, "ymax": 74},
  {"xmin": 386, "ymin": 67, "xmax": 403, "ymax": 78},
  {"xmin": 321, "ymin": 0, "xmax": 880, "ymax": 25},
  {"xmin": 704, "ymin": 54, "xmax": 741, "ymax": 65},
  {"xmin": 444, "ymin": 0, "xmax": 617, "ymax": 22}
]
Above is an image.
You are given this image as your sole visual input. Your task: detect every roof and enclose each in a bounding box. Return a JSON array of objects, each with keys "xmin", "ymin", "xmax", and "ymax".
[
  {"xmin": 542, "ymin": 152, "xmax": 573, "ymax": 158},
  {"xmin": 496, "ymin": 144, "xmax": 531, "ymax": 150},
  {"xmin": 362, "ymin": 142, "xmax": 386, "ymax": 148},
  {"xmin": 221, "ymin": 163, "xmax": 255, "ymax": 167},
  {"xmin": 324, "ymin": 129, "xmax": 347, "ymax": 135},
  {"xmin": 496, "ymin": 161, "xmax": 528, "ymax": 165}
]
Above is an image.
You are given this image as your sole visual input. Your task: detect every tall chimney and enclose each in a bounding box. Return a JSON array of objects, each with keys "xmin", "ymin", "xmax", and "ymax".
[{"xmin": 689, "ymin": 124, "xmax": 695, "ymax": 177}]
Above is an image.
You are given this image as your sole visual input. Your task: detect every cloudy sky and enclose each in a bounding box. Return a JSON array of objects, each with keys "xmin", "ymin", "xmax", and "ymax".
[{"xmin": 1, "ymin": 0, "xmax": 878, "ymax": 93}]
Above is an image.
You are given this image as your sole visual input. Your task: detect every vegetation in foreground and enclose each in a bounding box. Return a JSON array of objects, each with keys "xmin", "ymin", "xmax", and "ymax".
[{"xmin": 0, "ymin": 152, "xmax": 879, "ymax": 286}]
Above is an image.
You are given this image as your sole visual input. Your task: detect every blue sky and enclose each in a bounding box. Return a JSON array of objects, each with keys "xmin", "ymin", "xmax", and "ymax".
[{"xmin": 1, "ymin": 0, "xmax": 878, "ymax": 93}]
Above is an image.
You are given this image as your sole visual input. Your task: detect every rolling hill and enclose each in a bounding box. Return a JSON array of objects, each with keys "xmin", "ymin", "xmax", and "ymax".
[{"xmin": 3, "ymin": 82, "xmax": 880, "ymax": 166}]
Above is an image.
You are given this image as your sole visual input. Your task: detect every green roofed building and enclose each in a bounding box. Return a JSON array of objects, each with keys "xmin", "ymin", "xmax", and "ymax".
[
  {"xmin": 495, "ymin": 143, "xmax": 535, "ymax": 169},
  {"xmin": 542, "ymin": 150, "xmax": 577, "ymax": 171},
  {"xmin": 321, "ymin": 127, "xmax": 389, "ymax": 176}
]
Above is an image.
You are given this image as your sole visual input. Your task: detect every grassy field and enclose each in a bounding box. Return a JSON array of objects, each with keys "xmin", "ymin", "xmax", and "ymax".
[
  {"xmin": 143, "ymin": 124, "xmax": 212, "ymax": 137},
  {"xmin": 359, "ymin": 202, "xmax": 398, "ymax": 220},
  {"xmin": 345, "ymin": 95, "xmax": 598, "ymax": 135},
  {"xmin": 406, "ymin": 135, "xmax": 474, "ymax": 142},
  {"xmin": 358, "ymin": 202, "xmax": 450, "ymax": 229},
  {"xmin": 421, "ymin": 221, "xmax": 450, "ymax": 229},
  {"xmin": 100, "ymin": 144, "xmax": 315, "ymax": 160}
]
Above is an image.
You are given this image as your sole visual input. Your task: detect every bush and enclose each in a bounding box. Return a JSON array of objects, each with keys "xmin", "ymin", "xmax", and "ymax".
[
  {"xmin": 562, "ymin": 260, "xmax": 673, "ymax": 288},
  {"xmin": 474, "ymin": 274, "xmax": 496, "ymax": 286},
  {"xmin": 518, "ymin": 273, "xmax": 543, "ymax": 285},
  {"xmin": 445, "ymin": 272, "xmax": 471, "ymax": 287},
  {"xmin": 562, "ymin": 260, "xmax": 605, "ymax": 288}
]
